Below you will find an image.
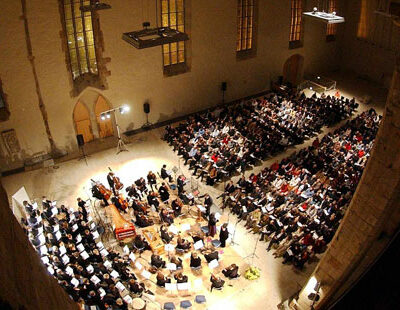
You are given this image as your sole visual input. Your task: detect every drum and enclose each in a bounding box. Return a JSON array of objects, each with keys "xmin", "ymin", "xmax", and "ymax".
[{"xmin": 132, "ymin": 298, "xmax": 146, "ymax": 310}]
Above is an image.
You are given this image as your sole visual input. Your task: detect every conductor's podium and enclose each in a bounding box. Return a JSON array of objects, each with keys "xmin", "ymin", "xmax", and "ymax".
[{"xmin": 107, "ymin": 204, "xmax": 136, "ymax": 241}]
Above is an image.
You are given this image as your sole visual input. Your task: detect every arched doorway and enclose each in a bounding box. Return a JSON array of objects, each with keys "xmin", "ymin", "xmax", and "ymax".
[
  {"xmin": 95, "ymin": 95, "xmax": 114, "ymax": 138},
  {"xmin": 73, "ymin": 101, "xmax": 94, "ymax": 143},
  {"xmin": 283, "ymin": 54, "xmax": 304, "ymax": 86}
]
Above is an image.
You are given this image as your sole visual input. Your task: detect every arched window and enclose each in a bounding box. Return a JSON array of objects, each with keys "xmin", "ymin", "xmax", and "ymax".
[
  {"xmin": 237, "ymin": 0, "xmax": 255, "ymax": 52},
  {"xmin": 62, "ymin": 0, "xmax": 98, "ymax": 79},
  {"xmin": 59, "ymin": 0, "xmax": 108, "ymax": 96},
  {"xmin": 289, "ymin": 0, "xmax": 304, "ymax": 49},
  {"xmin": 161, "ymin": 0, "xmax": 189, "ymax": 75}
]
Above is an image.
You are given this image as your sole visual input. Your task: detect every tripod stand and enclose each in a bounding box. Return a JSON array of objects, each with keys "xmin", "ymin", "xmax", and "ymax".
[
  {"xmin": 244, "ymin": 236, "xmax": 260, "ymax": 265},
  {"xmin": 116, "ymin": 124, "xmax": 128, "ymax": 154},
  {"xmin": 78, "ymin": 144, "xmax": 89, "ymax": 165},
  {"xmin": 229, "ymin": 218, "xmax": 241, "ymax": 246}
]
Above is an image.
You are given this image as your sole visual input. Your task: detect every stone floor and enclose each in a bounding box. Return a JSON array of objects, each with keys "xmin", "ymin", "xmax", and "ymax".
[{"xmin": 1, "ymin": 73, "xmax": 387, "ymax": 310}]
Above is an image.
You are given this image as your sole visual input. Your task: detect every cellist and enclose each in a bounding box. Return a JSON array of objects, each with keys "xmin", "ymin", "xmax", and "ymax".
[{"xmin": 107, "ymin": 172, "xmax": 117, "ymax": 195}]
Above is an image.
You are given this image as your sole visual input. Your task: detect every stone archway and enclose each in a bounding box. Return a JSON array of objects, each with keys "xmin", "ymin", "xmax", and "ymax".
[
  {"xmin": 283, "ymin": 54, "xmax": 304, "ymax": 86},
  {"xmin": 94, "ymin": 95, "xmax": 115, "ymax": 138},
  {"xmin": 73, "ymin": 100, "xmax": 93, "ymax": 143}
]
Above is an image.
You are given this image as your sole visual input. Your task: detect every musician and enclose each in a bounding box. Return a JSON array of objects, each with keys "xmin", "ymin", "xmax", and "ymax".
[
  {"xmin": 219, "ymin": 223, "xmax": 229, "ymax": 248},
  {"xmin": 190, "ymin": 252, "xmax": 201, "ymax": 268},
  {"xmin": 128, "ymin": 279, "xmax": 145, "ymax": 295},
  {"xmin": 160, "ymin": 208, "xmax": 174, "ymax": 225},
  {"xmin": 23, "ymin": 200, "xmax": 34, "ymax": 216},
  {"xmin": 91, "ymin": 182, "xmax": 109, "ymax": 206},
  {"xmin": 222, "ymin": 264, "xmax": 239, "ymax": 279},
  {"xmin": 77, "ymin": 197, "xmax": 87, "ymax": 209},
  {"xmin": 179, "ymin": 189, "xmax": 194, "ymax": 206},
  {"xmin": 126, "ymin": 184, "xmax": 142, "ymax": 200},
  {"xmin": 107, "ymin": 172, "xmax": 117, "ymax": 195},
  {"xmin": 160, "ymin": 225, "xmax": 173, "ymax": 243},
  {"xmin": 42, "ymin": 196, "xmax": 52, "ymax": 209},
  {"xmin": 199, "ymin": 193, "xmax": 213, "ymax": 217},
  {"xmin": 135, "ymin": 214, "xmax": 153, "ymax": 228},
  {"xmin": 131, "ymin": 199, "xmax": 148, "ymax": 214},
  {"xmin": 210, "ymin": 273, "xmax": 225, "ymax": 292},
  {"xmin": 204, "ymin": 249, "xmax": 219, "ymax": 263},
  {"xmin": 156, "ymin": 271, "xmax": 171, "ymax": 287},
  {"xmin": 171, "ymin": 198, "xmax": 182, "ymax": 217},
  {"xmin": 133, "ymin": 234, "xmax": 151, "ymax": 252},
  {"xmin": 176, "ymin": 235, "xmax": 191, "ymax": 251},
  {"xmin": 177, "ymin": 175, "xmax": 186, "ymax": 195},
  {"xmin": 161, "ymin": 164, "xmax": 173, "ymax": 182},
  {"xmin": 147, "ymin": 171, "xmax": 157, "ymax": 191},
  {"xmin": 111, "ymin": 196, "xmax": 127, "ymax": 214},
  {"xmin": 206, "ymin": 167, "xmax": 218, "ymax": 186},
  {"xmin": 190, "ymin": 230, "xmax": 205, "ymax": 244},
  {"xmin": 174, "ymin": 272, "xmax": 188, "ymax": 283},
  {"xmin": 147, "ymin": 191, "xmax": 160, "ymax": 211},
  {"xmin": 135, "ymin": 177, "xmax": 148, "ymax": 195},
  {"xmin": 170, "ymin": 256, "xmax": 183, "ymax": 269},
  {"xmin": 151, "ymin": 254, "xmax": 166, "ymax": 269},
  {"xmin": 208, "ymin": 213, "xmax": 218, "ymax": 237},
  {"xmin": 158, "ymin": 182, "xmax": 170, "ymax": 203}
]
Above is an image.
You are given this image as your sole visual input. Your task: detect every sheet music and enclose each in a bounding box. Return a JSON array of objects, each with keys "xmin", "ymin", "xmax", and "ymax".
[
  {"xmin": 76, "ymin": 243, "xmax": 85, "ymax": 253},
  {"xmin": 98, "ymin": 288, "xmax": 106, "ymax": 298},
  {"xmin": 164, "ymin": 244, "xmax": 175, "ymax": 252},
  {"xmin": 104, "ymin": 260, "xmax": 112, "ymax": 269},
  {"xmin": 80, "ymin": 251, "xmax": 89, "ymax": 260},
  {"xmin": 51, "ymin": 207, "xmax": 58, "ymax": 216},
  {"xmin": 169, "ymin": 224, "xmax": 179, "ymax": 235},
  {"xmin": 91, "ymin": 275, "xmax": 101, "ymax": 285},
  {"xmin": 129, "ymin": 252, "xmax": 136, "ymax": 262},
  {"xmin": 197, "ymin": 205, "xmax": 206, "ymax": 212},
  {"xmin": 166, "ymin": 263, "xmax": 177, "ymax": 271},
  {"xmin": 86, "ymin": 265, "xmax": 94, "ymax": 274},
  {"xmin": 123, "ymin": 245, "xmax": 130, "ymax": 254},
  {"xmin": 100, "ymin": 248, "xmax": 109, "ymax": 257},
  {"xmin": 47, "ymin": 266, "xmax": 54, "ymax": 275},
  {"xmin": 66, "ymin": 266, "xmax": 74, "ymax": 276},
  {"xmin": 71, "ymin": 278, "xmax": 79, "ymax": 287},
  {"xmin": 135, "ymin": 261, "xmax": 143, "ymax": 270},
  {"xmin": 141, "ymin": 269, "xmax": 151, "ymax": 279},
  {"xmin": 92, "ymin": 230, "xmax": 99, "ymax": 239},
  {"xmin": 59, "ymin": 246, "xmax": 67, "ymax": 256},
  {"xmin": 181, "ymin": 223, "xmax": 190, "ymax": 231},
  {"xmin": 215, "ymin": 212, "xmax": 221, "ymax": 220},
  {"xmin": 110, "ymin": 270, "xmax": 120, "ymax": 279},
  {"xmin": 194, "ymin": 240, "xmax": 204, "ymax": 250},
  {"xmin": 177, "ymin": 282, "xmax": 189, "ymax": 290},
  {"xmin": 208, "ymin": 259, "xmax": 219, "ymax": 269},
  {"xmin": 62, "ymin": 254, "xmax": 70, "ymax": 264},
  {"xmin": 123, "ymin": 295, "xmax": 133, "ymax": 304},
  {"xmin": 165, "ymin": 282, "xmax": 177, "ymax": 291},
  {"xmin": 76, "ymin": 234, "xmax": 82, "ymax": 243},
  {"xmin": 96, "ymin": 241, "xmax": 104, "ymax": 250},
  {"xmin": 41, "ymin": 256, "xmax": 49, "ymax": 264}
]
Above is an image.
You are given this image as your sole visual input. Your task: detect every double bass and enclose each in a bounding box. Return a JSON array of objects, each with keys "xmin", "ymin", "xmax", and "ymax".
[
  {"xmin": 91, "ymin": 179, "xmax": 112, "ymax": 200},
  {"xmin": 108, "ymin": 167, "xmax": 124, "ymax": 190}
]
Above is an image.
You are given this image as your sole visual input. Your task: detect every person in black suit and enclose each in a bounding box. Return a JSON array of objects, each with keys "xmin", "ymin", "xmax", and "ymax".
[
  {"xmin": 222, "ymin": 264, "xmax": 239, "ymax": 279},
  {"xmin": 158, "ymin": 183, "xmax": 170, "ymax": 203},
  {"xmin": 210, "ymin": 274, "xmax": 225, "ymax": 292},
  {"xmin": 151, "ymin": 254, "xmax": 166, "ymax": 268},
  {"xmin": 204, "ymin": 250, "xmax": 219, "ymax": 263},
  {"xmin": 23, "ymin": 200, "xmax": 34, "ymax": 215},
  {"xmin": 190, "ymin": 252, "xmax": 201, "ymax": 268},
  {"xmin": 107, "ymin": 172, "xmax": 116, "ymax": 195},
  {"xmin": 219, "ymin": 223, "xmax": 229, "ymax": 247},
  {"xmin": 160, "ymin": 225, "xmax": 173, "ymax": 243},
  {"xmin": 161, "ymin": 164, "xmax": 173, "ymax": 182}
]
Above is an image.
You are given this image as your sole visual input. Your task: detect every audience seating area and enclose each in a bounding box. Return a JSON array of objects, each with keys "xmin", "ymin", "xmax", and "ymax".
[
  {"xmin": 164, "ymin": 92, "xmax": 358, "ymax": 185},
  {"xmin": 221, "ymin": 109, "xmax": 381, "ymax": 269}
]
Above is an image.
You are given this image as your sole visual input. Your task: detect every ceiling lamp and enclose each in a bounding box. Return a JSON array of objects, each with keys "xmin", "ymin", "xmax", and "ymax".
[
  {"xmin": 80, "ymin": 1, "xmax": 111, "ymax": 12},
  {"xmin": 303, "ymin": 0, "xmax": 345, "ymax": 24},
  {"xmin": 122, "ymin": 0, "xmax": 189, "ymax": 49},
  {"xmin": 123, "ymin": 24, "xmax": 189, "ymax": 49}
]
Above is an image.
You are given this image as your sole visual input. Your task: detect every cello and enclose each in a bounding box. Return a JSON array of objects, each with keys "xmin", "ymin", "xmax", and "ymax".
[
  {"xmin": 108, "ymin": 167, "xmax": 124, "ymax": 190},
  {"xmin": 91, "ymin": 179, "xmax": 112, "ymax": 200}
]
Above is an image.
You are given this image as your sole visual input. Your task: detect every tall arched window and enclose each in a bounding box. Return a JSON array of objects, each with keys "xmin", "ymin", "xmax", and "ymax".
[
  {"xmin": 289, "ymin": 0, "xmax": 304, "ymax": 49},
  {"xmin": 326, "ymin": 0, "xmax": 337, "ymax": 41},
  {"xmin": 161, "ymin": 0, "xmax": 189, "ymax": 75},
  {"xmin": 63, "ymin": 0, "xmax": 98, "ymax": 80},
  {"xmin": 237, "ymin": 0, "xmax": 255, "ymax": 52}
]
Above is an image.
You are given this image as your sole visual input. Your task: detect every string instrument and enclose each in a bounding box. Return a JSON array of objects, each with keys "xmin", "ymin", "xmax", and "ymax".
[
  {"xmin": 118, "ymin": 194, "xmax": 129, "ymax": 211},
  {"xmin": 108, "ymin": 167, "xmax": 124, "ymax": 190},
  {"xmin": 136, "ymin": 200, "xmax": 149, "ymax": 214},
  {"xmin": 91, "ymin": 179, "xmax": 112, "ymax": 200}
]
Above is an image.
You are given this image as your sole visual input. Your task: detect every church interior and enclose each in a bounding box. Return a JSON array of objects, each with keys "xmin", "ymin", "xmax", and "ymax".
[{"xmin": 0, "ymin": 1, "xmax": 399, "ymax": 310}]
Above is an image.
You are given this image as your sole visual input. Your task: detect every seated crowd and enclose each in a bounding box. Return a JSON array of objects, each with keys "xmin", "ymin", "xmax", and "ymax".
[
  {"xmin": 164, "ymin": 92, "xmax": 358, "ymax": 185},
  {"xmin": 221, "ymin": 109, "xmax": 380, "ymax": 269}
]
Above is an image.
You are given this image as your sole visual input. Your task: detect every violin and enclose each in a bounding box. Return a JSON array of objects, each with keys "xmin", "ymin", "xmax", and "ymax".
[
  {"xmin": 91, "ymin": 179, "xmax": 112, "ymax": 200},
  {"xmin": 108, "ymin": 167, "xmax": 124, "ymax": 190}
]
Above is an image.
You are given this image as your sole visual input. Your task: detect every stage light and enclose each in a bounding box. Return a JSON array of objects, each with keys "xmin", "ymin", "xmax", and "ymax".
[
  {"xmin": 310, "ymin": 87, "xmax": 313, "ymax": 90},
  {"xmin": 106, "ymin": 112, "xmax": 111, "ymax": 119},
  {"xmin": 313, "ymin": 7, "xmax": 318, "ymax": 14},
  {"xmin": 100, "ymin": 114, "xmax": 106, "ymax": 120},
  {"xmin": 119, "ymin": 105, "xmax": 130, "ymax": 114},
  {"xmin": 317, "ymin": 76, "xmax": 321, "ymax": 79}
]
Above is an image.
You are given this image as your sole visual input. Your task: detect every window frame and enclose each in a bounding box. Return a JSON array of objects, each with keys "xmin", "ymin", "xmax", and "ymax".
[{"xmin": 289, "ymin": 0, "xmax": 304, "ymax": 49}]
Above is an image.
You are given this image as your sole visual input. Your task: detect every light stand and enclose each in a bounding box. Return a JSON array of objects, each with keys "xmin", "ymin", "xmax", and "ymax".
[
  {"xmin": 78, "ymin": 144, "xmax": 89, "ymax": 165},
  {"xmin": 116, "ymin": 123, "xmax": 128, "ymax": 154},
  {"xmin": 229, "ymin": 218, "xmax": 241, "ymax": 246},
  {"xmin": 100, "ymin": 105, "xmax": 130, "ymax": 155},
  {"xmin": 244, "ymin": 236, "xmax": 260, "ymax": 266}
]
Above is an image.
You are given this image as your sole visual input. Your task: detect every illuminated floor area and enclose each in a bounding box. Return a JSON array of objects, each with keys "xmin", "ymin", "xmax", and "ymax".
[{"xmin": 2, "ymin": 75, "xmax": 387, "ymax": 309}]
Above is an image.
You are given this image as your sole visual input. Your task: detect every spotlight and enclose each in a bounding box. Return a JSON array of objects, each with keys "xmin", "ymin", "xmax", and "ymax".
[
  {"xmin": 119, "ymin": 105, "xmax": 130, "ymax": 114},
  {"xmin": 106, "ymin": 112, "xmax": 111, "ymax": 119},
  {"xmin": 100, "ymin": 114, "xmax": 106, "ymax": 120},
  {"xmin": 332, "ymin": 11, "xmax": 337, "ymax": 16},
  {"xmin": 317, "ymin": 76, "xmax": 321, "ymax": 79},
  {"xmin": 313, "ymin": 7, "xmax": 318, "ymax": 14},
  {"xmin": 310, "ymin": 87, "xmax": 313, "ymax": 90}
]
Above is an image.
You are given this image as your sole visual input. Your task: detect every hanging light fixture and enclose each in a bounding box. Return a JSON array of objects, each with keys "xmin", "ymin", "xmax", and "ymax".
[
  {"xmin": 303, "ymin": 0, "xmax": 345, "ymax": 24},
  {"xmin": 122, "ymin": 0, "xmax": 189, "ymax": 49},
  {"xmin": 80, "ymin": 0, "xmax": 111, "ymax": 12}
]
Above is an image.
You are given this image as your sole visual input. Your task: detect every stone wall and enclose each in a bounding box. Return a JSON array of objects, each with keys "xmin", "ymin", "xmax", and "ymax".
[
  {"xmin": 0, "ymin": 180, "xmax": 78, "ymax": 310},
  {"xmin": 0, "ymin": 0, "xmax": 345, "ymax": 171}
]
